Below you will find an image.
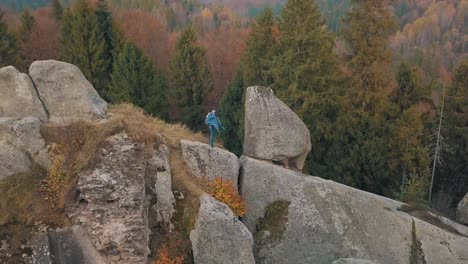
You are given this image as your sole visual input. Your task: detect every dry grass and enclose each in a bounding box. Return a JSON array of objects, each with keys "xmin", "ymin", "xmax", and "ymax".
[
  {"xmin": 1, "ymin": 103, "xmax": 220, "ymax": 263},
  {"xmin": 41, "ymin": 118, "xmax": 123, "ymax": 208},
  {"xmin": 0, "ymin": 166, "xmax": 67, "ymax": 263},
  {"xmin": 110, "ymin": 103, "xmax": 207, "ymax": 148},
  {"xmin": 109, "ymin": 104, "xmax": 218, "ymax": 263}
]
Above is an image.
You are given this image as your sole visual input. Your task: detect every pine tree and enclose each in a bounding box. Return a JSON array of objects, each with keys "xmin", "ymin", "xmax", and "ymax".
[
  {"xmin": 438, "ymin": 59, "xmax": 468, "ymax": 206},
  {"xmin": 60, "ymin": 0, "xmax": 109, "ymax": 98},
  {"xmin": 242, "ymin": 8, "xmax": 276, "ymax": 86},
  {"xmin": 170, "ymin": 26, "xmax": 213, "ymax": 131},
  {"xmin": 393, "ymin": 62, "xmax": 431, "ymax": 113},
  {"xmin": 218, "ymin": 71, "xmax": 244, "ymax": 156},
  {"xmin": 18, "ymin": 8, "xmax": 35, "ymax": 43},
  {"xmin": 17, "ymin": 8, "xmax": 36, "ymax": 71},
  {"xmin": 391, "ymin": 63, "xmax": 431, "ymax": 197},
  {"xmin": 51, "ymin": 0, "xmax": 63, "ymax": 20},
  {"xmin": 270, "ymin": 0, "xmax": 340, "ymax": 109},
  {"xmin": 0, "ymin": 12, "xmax": 18, "ymax": 67},
  {"xmin": 109, "ymin": 42, "xmax": 168, "ymax": 119},
  {"xmin": 266, "ymin": 0, "xmax": 343, "ymax": 176},
  {"xmin": 343, "ymin": 0, "xmax": 397, "ymax": 116},
  {"xmin": 96, "ymin": 0, "xmax": 114, "ymax": 96}
]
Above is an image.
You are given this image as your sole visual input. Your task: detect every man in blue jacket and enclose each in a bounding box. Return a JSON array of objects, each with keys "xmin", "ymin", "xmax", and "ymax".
[{"xmin": 205, "ymin": 110, "xmax": 224, "ymax": 147}]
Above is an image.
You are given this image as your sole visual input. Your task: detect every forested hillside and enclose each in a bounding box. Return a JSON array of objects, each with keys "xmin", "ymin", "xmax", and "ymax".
[{"xmin": 0, "ymin": 0, "xmax": 466, "ymax": 218}]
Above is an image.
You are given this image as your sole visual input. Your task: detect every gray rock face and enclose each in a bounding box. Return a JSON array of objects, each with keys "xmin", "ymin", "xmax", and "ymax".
[
  {"xmin": 331, "ymin": 258, "xmax": 377, "ymax": 264},
  {"xmin": 29, "ymin": 226, "xmax": 107, "ymax": 264},
  {"xmin": 458, "ymin": 193, "xmax": 468, "ymax": 225},
  {"xmin": 240, "ymin": 156, "xmax": 468, "ymax": 264},
  {"xmin": 0, "ymin": 117, "xmax": 50, "ymax": 180},
  {"xmin": 69, "ymin": 134, "xmax": 149, "ymax": 264},
  {"xmin": 0, "ymin": 66, "xmax": 48, "ymax": 122},
  {"xmin": 147, "ymin": 139, "xmax": 176, "ymax": 231},
  {"xmin": 181, "ymin": 140, "xmax": 240, "ymax": 186},
  {"xmin": 29, "ymin": 60, "xmax": 108, "ymax": 124},
  {"xmin": 190, "ymin": 193, "xmax": 255, "ymax": 264},
  {"xmin": 243, "ymin": 86, "xmax": 311, "ymax": 171}
]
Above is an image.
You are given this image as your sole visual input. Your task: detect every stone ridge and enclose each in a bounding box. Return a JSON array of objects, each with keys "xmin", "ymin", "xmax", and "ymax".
[
  {"xmin": 240, "ymin": 156, "xmax": 468, "ymax": 264},
  {"xmin": 69, "ymin": 134, "xmax": 150, "ymax": 264}
]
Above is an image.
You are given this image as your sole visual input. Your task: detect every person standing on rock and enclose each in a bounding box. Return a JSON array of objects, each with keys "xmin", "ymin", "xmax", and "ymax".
[{"xmin": 205, "ymin": 110, "xmax": 224, "ymax": 147}]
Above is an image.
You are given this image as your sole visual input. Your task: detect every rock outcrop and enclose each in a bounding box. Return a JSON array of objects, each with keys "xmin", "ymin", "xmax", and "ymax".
[
  {"xmin": 147, "ymin": 138, "xmax": 176, "ymax": 230},
  {"xmin": 29, "ymin": 60, "xmax": 107, "ymax": 124},
  {"xmin": 69, "ymin": 134, "xmax": 150, "ymax": 264},
  {"xmin": 181, "ymin": 140, "xmax": 240, "ymax": 186},
  {"xmin": 243, "ymin": 86, "xmax": 311, "ymax": 171},
  {"xmin": 0, "ymin": 117, "xmax": 50, "ymax": 179},
  {"xmin": 240, "ymin": 156, "xmax": 468, "ymax": 264},
  {"xmin": 190, "ymin": 193, "xmax": 255, "ymax": 264},
  {"xmin": 28, "ymin": 226, "xmax": 107, "ymax": 264},
  {"xmin": 457, "ymin": 193, "xmax": 468, "ymax": 225},
  {"xmin": 0, "ymin": 66, "xmax": 48, "ymax": 121}
]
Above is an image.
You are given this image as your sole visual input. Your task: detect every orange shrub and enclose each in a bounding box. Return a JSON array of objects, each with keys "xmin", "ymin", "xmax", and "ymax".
[
  {"xmin": 207, "ymin": 178, "xmax": 246, "ymax": 217},
  {"xmin": 154, "ymin": 246, "xmax": 185, "ymax": 264}
]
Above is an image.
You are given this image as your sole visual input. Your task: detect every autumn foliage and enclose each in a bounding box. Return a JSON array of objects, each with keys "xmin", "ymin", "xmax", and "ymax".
[
  {"xmin": 154, "ymin": 246, "xmax": 185, "ymax": 264},
  {"xmin": 207, "ymin": 178, "xmax": 246, "ymax": 217}
]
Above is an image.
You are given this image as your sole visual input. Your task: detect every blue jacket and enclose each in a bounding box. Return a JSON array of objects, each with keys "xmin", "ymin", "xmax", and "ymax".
[{"xmin": 205, "ymin": 112, "xmax": 224, "ymax": 132}]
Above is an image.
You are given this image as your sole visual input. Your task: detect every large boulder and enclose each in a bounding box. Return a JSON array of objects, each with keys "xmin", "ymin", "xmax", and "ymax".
[
  {"xmin": 0, "ymin": 117, "xmax": 50, "ymax": 180},
  {"xmin": 243, "ymin": 86, "xmax": 311, "ymax": 171},
  {"xmin": 0, "ymin": 66, "xmax": 48, "ymax": 122},
  {"xmin": 29, "ymin": 60, "xmax": 107, "ymax": 124},
  {"xmin": 240, "ymin": 156, "xmax": 468, "ymax": 264},
  {"xmin": 181, "ymin": 140, "xmax": 240, "ymax": 186},
  {"xmin": 457, "ymin": 193, "xmax": 468, "ymax": 225},
  {"xmin": 190, "ymin": 193, "xmax": 255, "ymax": 264},
  {"xmin": 69, "ymin": 134, "xmax": 149, "ymax": 264}
]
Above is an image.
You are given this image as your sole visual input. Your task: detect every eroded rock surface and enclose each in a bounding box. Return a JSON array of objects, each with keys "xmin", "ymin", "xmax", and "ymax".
[
  {"xmin": 331, "ymin": 258, "xmax": 378, "ymax": 264},
  {"xmin": 240, "ymin": 156, "xmax": 468, "ymax": 264},
  {"xmin": 29, "ymin": 60, "xmax": 107, "ymax": 124},
  {"xmin": 243, "ymin": 86, "xmax": 311, "ymax": 171},
  {"xmin": 457, "ymin": 193, "xmax": 468, "ymax": 225},
  {"xmin": 190, "ymin": 193, "xmax": 255, "ymax": 264},
  {"xmin": 29, "ymin": 226, "xmax": 106, "ymax": 264},
  {"xmin": 181, "ymin": 140, "xmax": 240, "ymax": 186},
  {"xmin": 0, "ymin": 117, "xmax": 49, "ymax": 180},
  {"xmin": 0, "ymin": 66, "xmax": 48, "ymax": 121},
  {"xmin": 69, "ymin": 134, "xmax": 149, "ymax": 264},
  {"xmin": 147, "ymin": 138, "xmax": 176, "ymax": 230}
]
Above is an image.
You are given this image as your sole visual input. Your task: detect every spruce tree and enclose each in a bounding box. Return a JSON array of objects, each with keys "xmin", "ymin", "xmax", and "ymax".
[
  {"xmin": 0, "ymin": 12, "xmax": 18, "ymax": 67},
  {"xmin": 270, "ymin": 0, "xmax": 340, "ymax": 108},
  {"xmin": 266, "ymin": 0, "xmax": 343, "ymax": 176},
  {"xmin": 243, "ymin": 8, "xmax": 276, "ymax": 86},
  {"xmin": 438, "ymin": 59, "xmax": 468, "ymax": 206},
  {"xmin": 170, "ymin": 26, "xmax": 213, "ymax": 131},
  {"xmin": 393, "ymin": 62, "xmax": 431, "ymax": 113},
  {"xmin": 109, "ymin": 42, "xmax": 168, "ymax": 120},
  {"xmin": 51, "ymin": 0, "xmax": 63, "ymax": 20},
  {"xmin": 343, "ymin": 0, "xmax": 397, "ymax": 115},
  {"xmin": 96, "ymin": 0, "xmax": 114, "ymax": 93},
  {"xmin": 18, "ymin": 8, "xmax": 35, "ymax": 43},
  {"xmin": 218, "ymin": 71, "xmax": 245, "ymax": 156},
  {"xmin": 60, "ymin": 0, "xmax": 109, "ymax": 98}
]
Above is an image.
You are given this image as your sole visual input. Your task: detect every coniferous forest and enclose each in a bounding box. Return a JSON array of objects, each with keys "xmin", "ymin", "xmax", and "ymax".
[{"xmin": 0, "ymin": 0, "xmax": 466, "ymax": 216}]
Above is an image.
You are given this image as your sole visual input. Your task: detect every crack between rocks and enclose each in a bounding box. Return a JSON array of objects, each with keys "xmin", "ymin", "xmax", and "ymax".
[{"xmin": 29, "ymin": 74, "xmax": 50, "ymax": 120}]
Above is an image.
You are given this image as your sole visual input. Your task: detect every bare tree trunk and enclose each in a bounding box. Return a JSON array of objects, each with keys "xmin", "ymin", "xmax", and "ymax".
[{"xmin": 429, "ymin": 83, "xmax": 446, "ymax": 203}]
